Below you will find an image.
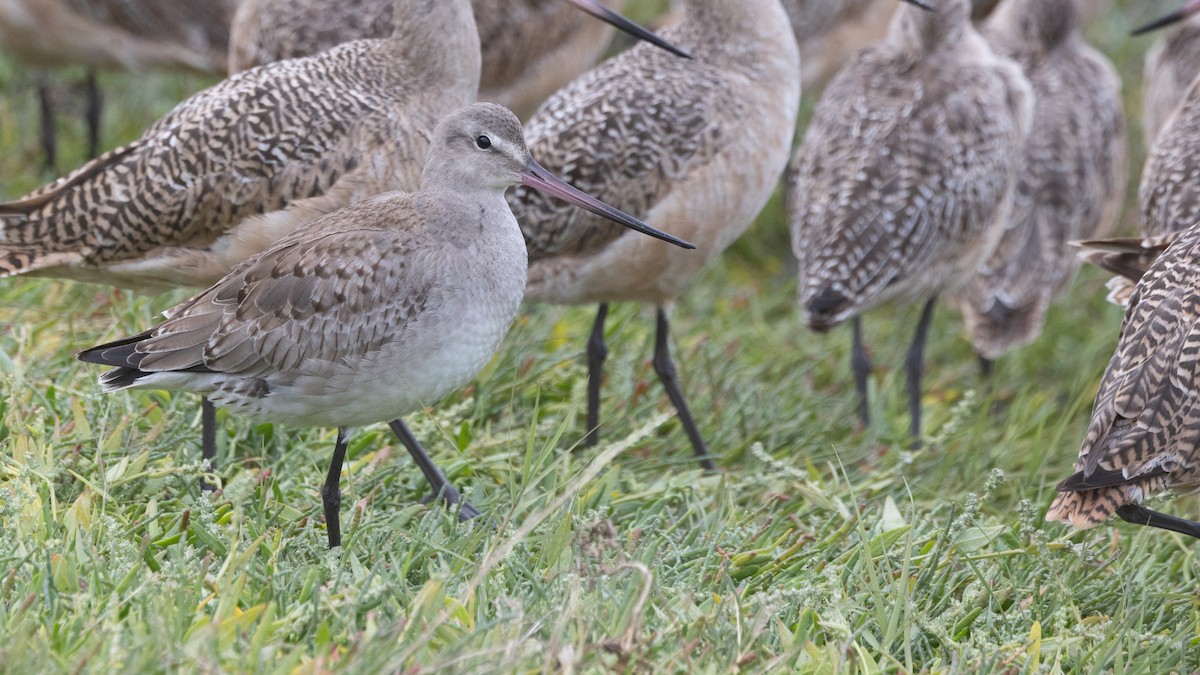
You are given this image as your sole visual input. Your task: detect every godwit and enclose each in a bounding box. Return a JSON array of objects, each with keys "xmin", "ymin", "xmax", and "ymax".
[
  {"xmin": 0, "ymin": 0, "xmax": 236, "ymax": 168},
  {"xmin": 509, "ymin": 0, "xmax": 802, "ymax": 469},
  {"xmin": 1138, "ymin": 3, "xmax": 1200, "ymax": 240},
  {"xmin": 0, "ymin": 0, "xmax": 481, "ymax": 291},
  {"xmin": 1045, "ymin": 220, "xmax": 1200, "ymax": 539},
  {"xmin": 228, "ymin": 0, "xmax": 688, "ymax": 120},
  {"xmin": 951, "ymin": 0, "xmax": 1126, "ymax": 373},
  {"xmin": 77, "ymin": 103, "xmax": 695, "ymax": 548},
  {"xmin": 788, "ymin": 0, "xmax": 1033, "ymax": 445},
  {"xmin": 1138, "ymin": 1, "xmax": 1200, "ymax": 145}
]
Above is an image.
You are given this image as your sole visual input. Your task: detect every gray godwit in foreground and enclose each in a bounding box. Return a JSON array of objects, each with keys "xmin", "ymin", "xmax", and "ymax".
[
  {"xmin": 508, "ymin": 0, "xmax": 802, "ymax": 469},
  {"xmin": 788, "ymin": 0, "xmax": 1032, "ymax": 445},
  {"xmin": 1045, "ymin": 219, "xmax": 1200, "ymax": 540},
  {"xmin": 228, "ymin": 0, "xmax": 688, "ymax": 120},
  {"xmin": 77, "ymin": 103, "xmax": 695, "ymax": 548},
  {"xmin": 0, "ymin": 0, "xmax": 237, "ymax": 168},
  {"xmin": 0, "ymin": 0, "xmax": 481, "ymax": 291},
  {"xmin": 951, "ymin": 0, "xmax": 1126, "ymax": 373},
  {"xmin": 1137, "ymin": 0, "xmax": 1200, "ymax": 145},
  {"xmin": 1139, "ymin": 3, "xmax": 1200, "ymax": 241}
]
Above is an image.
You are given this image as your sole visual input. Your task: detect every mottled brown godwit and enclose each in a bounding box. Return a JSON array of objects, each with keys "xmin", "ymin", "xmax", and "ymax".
[{"xmin": 788, "ymin": 0, "xmax": 1032, "ymax": 445}]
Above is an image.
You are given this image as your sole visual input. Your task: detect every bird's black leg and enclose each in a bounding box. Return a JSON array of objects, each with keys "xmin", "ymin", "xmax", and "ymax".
[
  {"xmin": 83, "ymin": 69, "xmax": 102, "ymax": 159},
  {"xmin": 978, "ymin": 354, "xmax": 994, "ymax": 379},
  {"xmin": 1116, "ymin": 504, "xmax": 1200, "ymax": 539},
  {"xmin": 200, "ymin": 397, "xmax": 217, "ymax": 492},
  {"xmin": 37, "ymin": 74, "xmax": 57, "ymax": 173},
  {"xmin": 585, "ymin": 303, "xmax": 609, "ymax": 447},
  {"xmin": 322, "ymin": 427, "xmax": 350, "ymax": 548},
  {"xmin": 651, "ymin": 307, "xmax": 716, "ymax": 471},
  {"xmin": 388, "ymin": 418, "xmax": 482, "ymax": 520},
  {"xmin": 851, "ymin": 317, "xmax": 871, "ymax": 428},
  {"xmin": 906, "ymin": 297, "xmax": 937, "ymax": 449}
]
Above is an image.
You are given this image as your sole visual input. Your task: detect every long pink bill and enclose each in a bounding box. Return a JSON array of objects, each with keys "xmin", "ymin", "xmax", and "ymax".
[
  {"xmin": 1133, "ymin": 0, "xmax": 1200, "ymax": 36},
  {"xmin": 520, "ymin": 156, "xmax": 695, "ymax": 250},
  {"xmin": 563, "ymin": 0, "xmax": 692, "ymax": 59}
]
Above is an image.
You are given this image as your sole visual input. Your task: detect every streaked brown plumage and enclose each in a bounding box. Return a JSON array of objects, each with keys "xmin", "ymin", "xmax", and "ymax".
[
  {"xmin": 1139, "ymin": 2, "xmax": 1200, "ymax": 240},
  {"xmin": 228, "ymin": 0, "xmax": 390, "ymax": 73},
  {"xmin": 0, "ymin": 0, "xmax": 480, "ymax": 290},
  {"xmin": 228, "ymin": 0, "xmax": 657, "ymax": 120},
  {"xmin": 0, "ymin": 0, "xmax": 235, "ymax": 73},
  {"xmin": 1142, "ymin": 12, "xmax": 1200, "ymax": 145},
  {"xmin": 1046, "ymin": 222, "xmax": 1200, "ymax": 538},
  {"xmin": 510, "ymin": 0, "xmax": 801, "ymax": 466},
  {"xmin": 788, "ymin": 0, "xmax": 1033, "ymax": 442},
  {"xmin": 76, "ymin": 102, "xmax": 694, "ymax": 548},
  {"xmin": 0, "ymin": 0, "xmax": 238, "ymax": 167},
  {"xmin": 951, "ymin": 0, "xmax": 1126, "ymax": 362}
]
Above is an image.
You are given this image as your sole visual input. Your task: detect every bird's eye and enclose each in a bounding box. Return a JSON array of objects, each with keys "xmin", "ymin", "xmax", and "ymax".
[{"xmin": 475, "ymin": 135, "xmax": 491, "ymax": 150}]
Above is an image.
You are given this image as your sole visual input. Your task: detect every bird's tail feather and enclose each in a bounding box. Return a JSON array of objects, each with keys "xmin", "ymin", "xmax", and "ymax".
[{"xmin": 76, "ymin": 331, "xmax": 154, "ymax": 392}]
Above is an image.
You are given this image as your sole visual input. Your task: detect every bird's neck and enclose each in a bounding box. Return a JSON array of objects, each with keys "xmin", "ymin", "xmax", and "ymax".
[
  {"xmin": 675, "ymin": 0, "xmax": 798, "ymax": 70},
  {"xmin": 887, "ymin": 0, "xmax": 971, "ymax": 55},
  {"xmin": 985, "ymin": 0, "xmax": 1078, "ymax": 53},
  {"xmin": 681, "ymin": 0, "xmax": 784, "ymax": 33},
  {"xmin": 387, "ymin": 0, "xmax": 482, "ymax": 93},
  {"xmin": 417, "ymin": 185, "xmax": 524, "ymax": 252}
]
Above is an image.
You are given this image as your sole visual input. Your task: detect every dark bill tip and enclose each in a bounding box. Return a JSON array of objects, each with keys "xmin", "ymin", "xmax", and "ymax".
[
  {"xmin": 520, "ymin": 156, "xmax": 695, "ymax": 250},
  {"xmin": 564, "ymin": 0, "xmax": 693, "ymax": 59},
  {"xmin": 1132, "ymin": 9, "xmax": 1187, "ymax": 36},
  {"xmin": 901, "ymin": 0, "xmax": 935, "ymax": 11}
]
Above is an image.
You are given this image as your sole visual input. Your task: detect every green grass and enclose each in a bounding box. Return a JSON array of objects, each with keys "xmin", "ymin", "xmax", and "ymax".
[{"xmin": 3, "ymin": 2, "xmax": 1200, "ymax": 672}]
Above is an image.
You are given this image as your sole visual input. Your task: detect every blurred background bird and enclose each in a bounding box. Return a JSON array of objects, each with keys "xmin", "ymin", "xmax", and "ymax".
[
  {"xmin": 788, "ymin": 0, "xmax": 1033, "ymax": 446},
  {"xmin": 508, "ymin": 0, "xmax": 802, "ymax": 468},
  {"xmin": 0, "ymin": 0, "xmax": 237, "ymax": 171},
  {"xmin": 950, "ymin": 0, "xmax": 1126, "ymax": 374}
]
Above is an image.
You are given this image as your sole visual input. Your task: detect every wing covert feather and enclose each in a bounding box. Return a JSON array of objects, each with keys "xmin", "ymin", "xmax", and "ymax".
[{"xmin": 132, "ymin": 197, "xmax": 438, "ymax": 378}]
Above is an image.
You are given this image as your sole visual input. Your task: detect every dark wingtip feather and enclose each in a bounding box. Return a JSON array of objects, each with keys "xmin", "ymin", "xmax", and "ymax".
[
  {"xmin": 1057, "ymin": 465, "xmax": 1168, "ymax": 492},
  {"xmin": 77, "ymin": 331, "xmax": 156, "ymax": 391},
  {"xmin": 1078, "ymin": 250, "xmax": 1151, "ymax": 284},
  {"xmin": 1075, "ymin": 235, "xmax": 1176, "ymax": 286},
  {"xmin": 97, "ymin": 367, "xmax": 146, "ymax": 390},
  {"xmin": 76, "ymin": 331, "xmax": 151, "ymax": 368}
]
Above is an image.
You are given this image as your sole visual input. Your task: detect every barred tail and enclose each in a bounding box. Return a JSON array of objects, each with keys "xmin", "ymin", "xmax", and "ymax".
[
  {"xmin": 1045, "ymin": 489, "xmax": 1121, "ymax": 529},
  {"xmin": 0, "ymin": 143, "xmax": 141, "ymax": 277},
  {"xmin": 0, "ymin": 243, "xmax": 83, "ymax": 277}
]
